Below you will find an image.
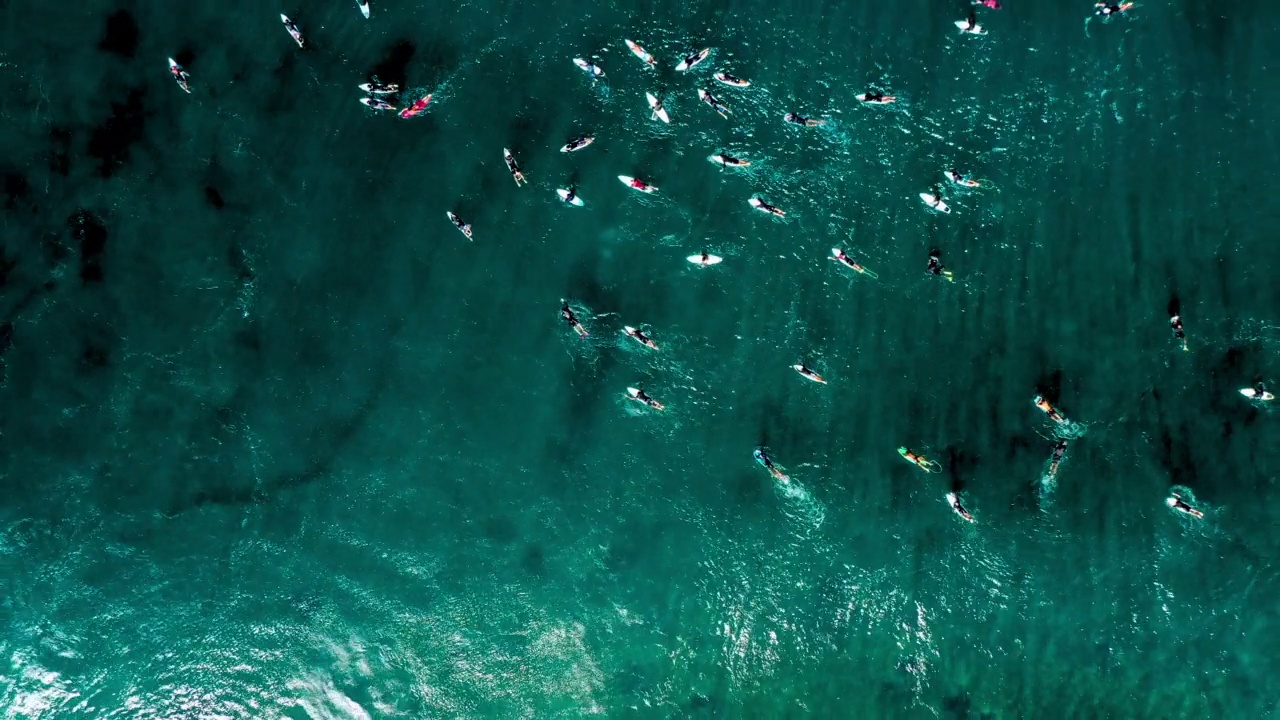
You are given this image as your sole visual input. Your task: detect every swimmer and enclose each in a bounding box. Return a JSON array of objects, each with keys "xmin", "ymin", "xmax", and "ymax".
[
  {"xmin": 1033, "ymin": 395, "xmax": 1067, "ymax": 424},
  {"xmin": 947, "ymin": 492, "xmax": 976, "ymax": 522},
  {"xmin": 561, "ymin": 301, "xmax": 589, "ymax": 338},
  {"xmin": 1166, "ymin": 492, "xmax": 1203, "ymax": 519},
  {"xmin": 857, "ymin": 92, "xmax": 896, "ymax": 105},
  {"xmin": 927, "ymin": 249, "xmax": 955, "ymax": 282},
  {"xmin": 784, "ymin": 112, "xmax": 825, "ymax": 127},
  {"xmin": 1170, "ymin": 314, "xmax": 1188, "ymax": 352},
  {"xmin": 168, "ymin": 58, "xmax": 191, "ymax": 93},
  {"xmin": 754, "ymin": 448, "xmax": 790, "ymax": 483},
  {"xmin": 898, "ymin": 447, "xmax": 942, "ymax": 473},
  {"xmin": 793, "ymin": 363, "xmax": 827, "ymax": 384},
  {"xmin": 1049, "ymin": 438, "xmax": 1070, "ymax": 476},
  {"xmin": 623, "ymin": 325, "xmax": 659, "ymax": 350},
  {"xmin": 709, "ymin": 153, "xmax": 751, "ymax": 168},
  {"xmin": 627, "ymin": 387, "xmax": 665, "ymax": 411},
  {"xmin": 1095, "ymin": 3, "xmax": 1134, "ymax": 17},
  {"xmin": 946, "ymin": 170, "xmax": 981, "ymax": 188}
]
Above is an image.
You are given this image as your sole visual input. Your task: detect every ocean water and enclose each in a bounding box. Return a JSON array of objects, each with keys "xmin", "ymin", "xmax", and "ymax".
[{"xmin": 2, "ymin": 0, "xmax": 1279, "ymax": 717}]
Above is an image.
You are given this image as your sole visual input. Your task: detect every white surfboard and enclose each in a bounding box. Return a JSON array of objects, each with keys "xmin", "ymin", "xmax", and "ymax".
[
  {"xmin": 281, "ymin": 14, "xmax": 304, "ymax": 47},
  {"xmin": 714, "ymin": 72, "xmax": 750, "ymax": 87},
  {"xmin": 955, "ymin": 20, "xmax": 987, "ymax": 34},
  {"xmin": 560, "ymin": 136, "xmax": 594, "ymax": 153},
  {"xmin": 792, "ymin": 365, "xmax": 827, "ymax": 384},
  {"xmin": 1240, "ymin": 388, "xmax": 1275, "ymax": 401},
  {"xmin": 358, "ymin": 83, "xmax": 397, "ymax": 94},
  {"xmin": 573, "ymin": 58, "xmax": 605, "ymax": 77},
  {"xmin": 920, "ymin": 193, "xmax": 951, "ymax": 213},
  {"xmin": 618, "ymin": 175, "xmax": 657, "ymax": 193},
  {"xmin": 675, "ymin": 48, "xmax": 710, "ymax": 72},
  {"xmin": 687, "ymin": 253, "xmax": 722, "ymax": 266},
  {"xmin": 356, "ymin": 0, "xmax": 370, "ymax": 19},
  {"xmin": 646, "ymin": 92, "xmax": 670, "ymax": 123},
  {"xmin": 625, "ymin": 40, "xmax": 655, "ymax": 67},
  {"xmin": 749, "ymin": 197, "xmax": 784, "ymax": 216},
  {"xmin": 556, "ymin": 189, "xmax": 584, "ymax": 206}
]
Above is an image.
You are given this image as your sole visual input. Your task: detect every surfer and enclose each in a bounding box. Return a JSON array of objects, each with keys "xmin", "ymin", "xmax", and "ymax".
[
  {"xmin": 169, "ymin": 58, "xmax": 191, "ymax": 93},
  {"xmin": 710, "ymin": 154, "xmax": 750, "ymax": 168},
  {"xmin": 561, "ymin": 135, "xmax": 594, "ymax": 153},
  {"xmin": 754, "ymin": 449, "xmax": 789, "ymax": 482},
  {"xmin": 858, "ymin": 92, "xmax": 896, "ymax": 105},
  {"xmin": 360, "ymin": 97, "xmax": 397, "ymax": 111},
  {"xmin": 1095, "ymin": 3, "xmax": 1131, "ymax": 16},
  {"xmin": 921, "ymin": 190, "xmax": 949, "ymax": 212},
  {"xmin": 927, "ymin": 249, "xmax": 954, "ymax": 281},
  {"xmin": 1047, "ymin": 439, "xmax": 1068, "ymax": 477},
  {"xmin": 624, "ymin": 326, "xmax": 659, "ymax": 350},
  {"xmin": 899, "ymin": 447, "xmax": 941, "ymax": 473},
  {"xmin": 690, "ymin": 250, "xmax": 719, "ymax": 267},
  {"xmin": 793, "ymin": 363, "xmax": 827, "ymax": 384},
  {"xmin": 947, "ymin": 493, "xmax": 975, "ymax": 523},
  {"xmin": 749, "ymin": 197, "xmax": 785, "ymax": 217},
  {"xmin": 447, "ymin": 211, "xmax": 473, "ymax": 240},
  {"xmin": 831, "ymin": 248, "xmax": 868, "ymax": 274},
  {"xmin": 714, "ymin": 72, "xmax": 750, "ymax": 87},
  {"xmin": 1033, "ymin": 395, "xmax": 1068, "ymax": 424},
  {"xmin": 975, "ymin": 0, "xmax": 1001, "ymax": 7},
  {"xmin": 1170, "ymin": 314, "xmax": 1188, "ymax": 351},
  {"xmin": 628, "ymin": 387, "xmax": 665, "ymax": 410},
  {"xmin": 561, "ymin": 302, "xmax": 588, "ymax": 338},
  {"xmin": 946, "ymin": 170, "xmax": 980, "ymax": 187},
  {"xmin": 784, "ymin": 112, "xmax": 825, "ymax": 127},
  {"xmin": 961, "ymin": 12, "xmax": 980, "ymax": 32},
  {"xmin": 561, "ymin": 187, "xmax": 578, "ymax": 205},
  {"xmin": 1166, "ymin": 492, "xmax": 1203, "ymax": 519},
  {"xmin": 504, "ymin": 149, "xmax": 527, "ymax": 186},
  {"xmin": 628, "ymin": 177, "xmax": 655, "ymax": 192}
]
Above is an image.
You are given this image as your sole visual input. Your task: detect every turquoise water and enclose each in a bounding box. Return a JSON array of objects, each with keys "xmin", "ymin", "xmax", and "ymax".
[{"xmin": 2, "ymin": 0, "xmax": 1279, "ymax": 717}]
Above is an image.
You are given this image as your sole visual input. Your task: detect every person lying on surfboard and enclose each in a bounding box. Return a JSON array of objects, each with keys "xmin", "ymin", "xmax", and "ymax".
[
  {"xmin": 927, "ymin": 249, "xmax": 954, "ymax": 281},
  {"xmin": 1166, "ymin": 493, "xmax": 1203, "ymax": 518},
  {"xmin": 974, "ymin": 0, "xmax": 1001, "ymax": 8},
  {"xmin": 561, "ymin": 302, "xmax": 588, "ymax": 338},
  {"xmin": 1170, "ymin": 314, "xmax": 1188, "ymax": 351},
  {"xmin": 1047, "ymin": 439, "xmax": 1068, "ymax": 478},
  {"xmin": 784, "ymin": 112, "xmax": 825, "ymax": 127},
  {"xmin": 948, "ymin": 493, "xmax": 975, "ymax": 522},
  {"xmin": 1095, "ymin": 3, "xmax": 1133, "ymax": 16},
  {"xmin": 1033, "ymin": 395, "xmax": 1067, "ymax": 424}
]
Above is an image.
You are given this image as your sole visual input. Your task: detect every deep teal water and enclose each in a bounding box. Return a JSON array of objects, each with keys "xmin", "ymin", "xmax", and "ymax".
[{"xmin": 2, "ymin": 0, "xmax": 1279, "ymax": 717}]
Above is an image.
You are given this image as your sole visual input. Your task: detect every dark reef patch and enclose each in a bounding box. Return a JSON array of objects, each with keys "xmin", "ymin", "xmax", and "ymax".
[
  {"xmin": 98, "ymin": 10, "xmax": 140, "ymax": 60},
  {"xmin": 87, "ymin": 87, "xmax": 149, "ymax": 178},
  {"xmin": 68, "ymin": 210, "xmax": 108, "ymax": 285}
]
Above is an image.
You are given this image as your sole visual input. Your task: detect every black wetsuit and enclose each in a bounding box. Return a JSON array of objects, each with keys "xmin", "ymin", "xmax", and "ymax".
[
  {"xmin": 1097, "ymin": 5, "xmax": 1120, "ymax": 16},
  {"xmin": 1170, "ymin": 316, "xmax": 1185, "ymax": 340},
  {"xmin": 785, "ymin": 113, "xmax": 807, "ymax": 125},
  {"xmin": 928, "ymin": 251, "xmax": 945, "ymax": 275},
  {"xmin": 561, "ymin": 305, "xmax": 578, "ymax": 326}
]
